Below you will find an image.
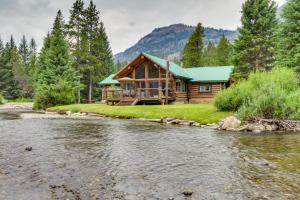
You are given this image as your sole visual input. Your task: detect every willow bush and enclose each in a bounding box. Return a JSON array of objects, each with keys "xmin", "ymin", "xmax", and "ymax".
[{"xmin": 214, "ymin": 68, "xmax": 300, "ymax": 120}]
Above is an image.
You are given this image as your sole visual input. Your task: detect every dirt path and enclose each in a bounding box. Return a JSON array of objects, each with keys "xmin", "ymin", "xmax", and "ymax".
[{"xmin": 0, "ymin": 102, "xmax": 33, "ymax": 110}]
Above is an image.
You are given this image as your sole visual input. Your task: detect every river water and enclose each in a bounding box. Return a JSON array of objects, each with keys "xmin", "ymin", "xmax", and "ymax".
[{"xmin": 0, "ymin": 110, "xmax": 299, "ymax": 200}]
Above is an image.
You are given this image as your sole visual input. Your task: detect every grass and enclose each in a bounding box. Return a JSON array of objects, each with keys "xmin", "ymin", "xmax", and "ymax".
[
  {"xmin": 9, "ymin": 98, "xmax": 34, "ymax": 103},
  {"xmin": 49, "ymin": 103, "xmax": 233, "ymax": 124}
]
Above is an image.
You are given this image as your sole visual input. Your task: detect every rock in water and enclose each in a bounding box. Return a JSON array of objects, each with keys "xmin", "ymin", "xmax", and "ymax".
[
  {"xmin": 25, "ymin": 147, "xmax": 33, "ymax": 151},
  {"xmin": 182, "ymin": 189, "xmax": 193, "ymax": 196},
  {"xmin": 220, "ymin": 116, "xmax": 241, "ymax": 131}
]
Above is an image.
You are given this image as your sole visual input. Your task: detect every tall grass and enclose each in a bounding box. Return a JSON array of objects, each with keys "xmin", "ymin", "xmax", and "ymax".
[{"xmin": 214, "ymin": 67, "xmax": 300, "ymax": 120}]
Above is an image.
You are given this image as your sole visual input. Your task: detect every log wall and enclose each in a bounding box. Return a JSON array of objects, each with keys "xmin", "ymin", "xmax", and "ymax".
[{"xmin": 188, "ymin": 82, "xmax": 225, "ymax": 103}]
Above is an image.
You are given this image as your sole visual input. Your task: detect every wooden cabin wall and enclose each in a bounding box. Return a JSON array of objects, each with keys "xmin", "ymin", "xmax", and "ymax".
[{"xmin": 188, "ymin": 82, "xmax": 226, "ymax": 103}]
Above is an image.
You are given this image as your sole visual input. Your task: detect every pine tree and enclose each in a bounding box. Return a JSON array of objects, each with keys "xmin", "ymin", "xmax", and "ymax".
[
  {"xmin": 34, "ymin": 10, "xmax": 79, "ymax": 109},
  {"xmin": 203, "ymin": 42, "xmax": 217, "ymax": 66},
  {"xmin": 0, "ymin": 37, "xmax": 3, "ymax": 56},
  {"xmin": 276, "ymin": 0, "xmax": 300, "ymax": 68},
  {"xmin": 216, "ymin": 34, "xmax": 232, "ymax": 66},
  {"xmin": 81, "ymin": 0, "xmax": 114, "ymax": 102},
  {"xmin": 19, "ymin": 35, "xmax": 30, "ymax": 66},
  {"xmin": 67, "ymin": 0, "xmax": 85, "ymax": 103},
  {"xmin": 0, "ymin": 36, "xmax": 21, "ymax": 99},
  {"xmin": 14, "ymin": 35, "xmax": 33, "ymax": 97},
  {"xmin": 232, "ymin": 0, "xmax": 278, "ymax": 77},
  {"xmin": 95, "ymin": 22, "xmax": 114, "ymax": 79},
  {"xmin": 28, "ymin": 38, "xmax": 37, "ymax": 90},
  {"xmin": 183, "ymin": 23, "xmax": 205, "ymax": 67}
]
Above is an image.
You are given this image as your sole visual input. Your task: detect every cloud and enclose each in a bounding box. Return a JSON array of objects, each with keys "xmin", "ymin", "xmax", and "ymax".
[{"xmin": 0, "ymin": 0, "xmax": 286, "ymax": 54}]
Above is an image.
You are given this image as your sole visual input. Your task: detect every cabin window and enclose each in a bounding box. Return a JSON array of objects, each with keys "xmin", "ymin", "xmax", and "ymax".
[
  {"xmin": 176, "ymin": 80, "xmax": 187, "ymax": 92},
  {"xmin": 176, "ymin": 80, "xmax": 181, "ymax": 92},
  {"xmin": 199, "ymin": 84, "xmax": 212, "ymax": 93},
  {"xmin": 148, "ymin": 63, "xmax": 159, "ymax": 78},
  {"xmin": 136, "ymin": 64, "xmax": 145, "ymax": 79}
]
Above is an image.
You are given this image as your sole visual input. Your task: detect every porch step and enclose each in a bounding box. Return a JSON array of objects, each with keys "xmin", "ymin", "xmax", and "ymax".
[{"xmin": 131, "ymin": 99, "xmax": 139, "ymax": 106}]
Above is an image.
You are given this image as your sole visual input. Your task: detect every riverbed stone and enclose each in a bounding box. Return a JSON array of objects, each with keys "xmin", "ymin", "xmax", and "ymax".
[
  {"xmin": 264, "ymin": 124, "xmax": 278, "ymax": 131},
  {"xmin": 182, "ymin": 189, "xmax": 193, "ymax": 196},
  {"xmin": 220, "ymin": 116, "xmax": 241, "ymax": 130},
  {"xmin": 57, "ymin": 110, "xmax": 67, "ymax": 115},
  {"xmin": 246, "ymin": 123, "xmax": 265, "ymax": 132}
]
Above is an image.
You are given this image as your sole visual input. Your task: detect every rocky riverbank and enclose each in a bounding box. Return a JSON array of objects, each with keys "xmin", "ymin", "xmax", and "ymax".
[{"xmin": 220, "ymin": 116, "xmax": 300, "ymax": 133}]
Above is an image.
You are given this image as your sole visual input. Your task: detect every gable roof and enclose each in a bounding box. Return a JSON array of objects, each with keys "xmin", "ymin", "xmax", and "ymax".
[
  {"xmin": 142, "ymin": 53, "xmax": 191, "ymax": 79},
  {"xmin": 185, "ymin": 66, "xmax": 234, "ymax": 82},
  {"xmin": 98, "ymin": 74, "xmax": 119, "ymax": 85},
  {"xmin": 100, "ymin": 53, "xmax": 234, "ymax": 85}
]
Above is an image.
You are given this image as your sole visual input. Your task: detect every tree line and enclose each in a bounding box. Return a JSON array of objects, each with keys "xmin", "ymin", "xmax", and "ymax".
[
  {"xmin": 0, "ymin": 0, "xmax": 114, "ymax": 108},
  {"xmin": 183, "ymin": 0, "xmax": 299, "ymax": 79}
]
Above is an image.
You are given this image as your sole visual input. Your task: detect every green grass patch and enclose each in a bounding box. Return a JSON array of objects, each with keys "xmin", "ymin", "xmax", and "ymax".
[
  {"xmin": 48, "ymin": 103, "xmax": 233, "ymax": 124},
  {"xmin": 9, "ymin": 98, "xmax": 34, "ymax": 103}
]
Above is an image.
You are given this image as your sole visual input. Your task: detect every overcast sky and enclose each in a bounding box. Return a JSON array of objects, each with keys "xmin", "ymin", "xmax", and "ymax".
[{"xmin": 0, "ymin": 0, "xmax": 286, "ymax": 54}]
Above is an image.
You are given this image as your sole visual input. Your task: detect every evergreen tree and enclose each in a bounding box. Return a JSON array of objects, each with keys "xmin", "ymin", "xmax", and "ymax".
[
  {"xmin": 183, "ymin": 23, "xmax": 205, "ymax": 67},
  {"xmin": 203, "ymin": 42, "xmax": 217, "ymax": 66},
  {"xmin": 67, "ymin": 0, "xmax": 85, "ymax": 103},
  {"xmin": 216, "ymin": 34, "xmax": 232, "ymax": 66},
  {"xmin": 276, "ymin": 0, "xmax": 300, "ymax": 68},
  {"xmin": 15, "ymin": 35, "xmax": 33, "ymax": 97},
  {"xmin": 0, "ymin": 36, "xmax": 21, "ymax": 99},
  {"xmin": 34, "ymin": 11, "xmax": 79, "ymax": 109},
  {"xmin": 80, "ymin": 0, "xmax": 114, "ymax": 101},
  {"xmin": 0, "ymin": 37, "xmax": 3, "ymax": 56},
  {"xmin": 95, "ymin": 22, "xmax": 114, "ymax": 79},
  {"xmin": 232, "ymin": 0, "xmax": 277, "ymax": 77},
  {"xmin": 28, "ymin": 38, "xmax": 37, "ymax": 90},
  {"xmin": 19, "ymin": 35, "xmax": 30, "ymax": 66}
]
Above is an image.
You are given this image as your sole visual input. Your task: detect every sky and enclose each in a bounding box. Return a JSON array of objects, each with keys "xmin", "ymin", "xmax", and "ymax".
[{"xmin": 0, "ymin": 0, "xmax": 286, "ymax": 54}]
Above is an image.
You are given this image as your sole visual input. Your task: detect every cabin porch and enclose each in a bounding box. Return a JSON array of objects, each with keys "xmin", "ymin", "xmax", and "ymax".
[{"xmin": 103, "ymin": 86, "xmax": 176, "ymax": 106}]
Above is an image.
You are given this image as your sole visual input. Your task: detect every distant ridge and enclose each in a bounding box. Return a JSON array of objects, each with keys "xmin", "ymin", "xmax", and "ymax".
[{"xmin": 114, "ymin": 23, "xmax": 238, "ymax": 63}]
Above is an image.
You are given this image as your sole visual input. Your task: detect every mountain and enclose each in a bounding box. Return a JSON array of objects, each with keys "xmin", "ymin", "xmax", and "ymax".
[{"xmin": 114, "ymin": 24, "xmax": 238, "ymax": 63}]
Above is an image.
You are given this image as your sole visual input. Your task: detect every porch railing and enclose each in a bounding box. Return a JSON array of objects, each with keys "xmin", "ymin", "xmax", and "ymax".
[{"xmin": 102, "ymin": 88, "xmax": 175, "ymax": 101}]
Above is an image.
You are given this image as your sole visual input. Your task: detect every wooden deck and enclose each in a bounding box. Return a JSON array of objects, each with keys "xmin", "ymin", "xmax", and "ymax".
[{"xmin": 103, "ymin": 88, "xmax": 176, "ymax": 105}]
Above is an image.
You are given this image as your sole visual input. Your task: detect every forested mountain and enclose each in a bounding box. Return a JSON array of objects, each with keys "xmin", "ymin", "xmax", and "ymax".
[{"xmin": 114, "ymin": 24, "xmax": 238, "ymax": 63}]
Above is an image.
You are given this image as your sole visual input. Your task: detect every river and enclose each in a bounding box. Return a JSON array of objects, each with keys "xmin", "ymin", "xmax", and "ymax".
[{"xmin": 0, "ymin": 110, "xmax": 299, "ymax": 200}]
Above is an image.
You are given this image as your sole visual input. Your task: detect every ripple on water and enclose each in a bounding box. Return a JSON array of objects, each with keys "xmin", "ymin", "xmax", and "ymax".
[{"xmin": 0, "ymin": 112, "xmax": 299, "ymax": 200}]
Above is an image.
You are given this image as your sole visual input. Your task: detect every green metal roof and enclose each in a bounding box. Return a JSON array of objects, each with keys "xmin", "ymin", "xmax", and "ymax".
[
  {"xmin": 100, "ymin": 53, "xmax": 233, "ymax": 85},
  {"xmin": 98, "ymin": 74, "xmax": 120, "ymax": 85},
  {"xmin": 184, "ymin": 66, "xmax": 234, "ymax": 82},
  {"xmin": 143, "ymin": 53, "xmax": 191, "ymax": 79}
]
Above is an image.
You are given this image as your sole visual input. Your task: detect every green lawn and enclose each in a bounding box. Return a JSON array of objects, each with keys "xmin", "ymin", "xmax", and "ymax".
[{"xmin": 49, "ymin": 104, "xmax": 233, "ymax": 124}]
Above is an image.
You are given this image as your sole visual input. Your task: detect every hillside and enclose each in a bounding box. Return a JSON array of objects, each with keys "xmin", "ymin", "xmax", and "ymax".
[{"xmin": 114, "ymin": 24, "xmax": 238, "ymax": 63}]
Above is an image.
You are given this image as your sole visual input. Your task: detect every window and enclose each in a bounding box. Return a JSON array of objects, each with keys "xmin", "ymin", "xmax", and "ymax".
[
  {"xmin": 176, "ymin": 80, "xmax": 181, "ymax": 92},
  {"xmin": 136, "ymin": 64, "xmax": 145, "ymax": 79},
  {"xmin": 176, "ymin": 80, "xmax": 187, "ymax": 92},
  {"xmin": 148, "ymin": 63, "xmax": 159, "ymax": 78},
  {"xmin": 199, "ymin": 84, "xmax": 212, "ymax": 93}
]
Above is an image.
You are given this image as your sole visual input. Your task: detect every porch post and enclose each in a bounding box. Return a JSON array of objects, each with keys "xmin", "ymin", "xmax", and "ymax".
[{"xmin": 166, "ymin": 61, "xmax": 170, "ymax": 105}]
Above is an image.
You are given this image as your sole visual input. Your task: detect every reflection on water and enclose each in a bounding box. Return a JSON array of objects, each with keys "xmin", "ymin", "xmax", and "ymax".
[{"xmin": 0, "ymin": 111, "xmax": 299, "ymax": 200}]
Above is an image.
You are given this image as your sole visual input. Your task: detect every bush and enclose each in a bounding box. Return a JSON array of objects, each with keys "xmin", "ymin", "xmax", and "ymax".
[
  {"xmin": 0, "ymin": 94, "xmax": 3, "ymax": 104},
  {"xmin": 214, "ymin": 67, "xmax": 300, "ymax": 120},
  {"xmin": 34, "ymin": 79, "xmax": 76, "ymax": 109}
]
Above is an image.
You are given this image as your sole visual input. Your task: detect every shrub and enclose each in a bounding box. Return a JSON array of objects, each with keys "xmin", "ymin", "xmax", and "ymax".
[
  {"xmin": 214, "ymin": 67, "xmax": 300, "ymax": 120},
  {"xmin": 0, "ymin": 94, "xmax": 3, "ymax": 104},
  {"xmin": 34, "ymin": 79, "xmax": 76, "ymax": 109}
]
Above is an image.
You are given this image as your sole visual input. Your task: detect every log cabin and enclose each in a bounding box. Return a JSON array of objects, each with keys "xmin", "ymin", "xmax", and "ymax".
[{"xmin": 99, "ymin": 53, "xmax": 233, "ymax": 105}]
